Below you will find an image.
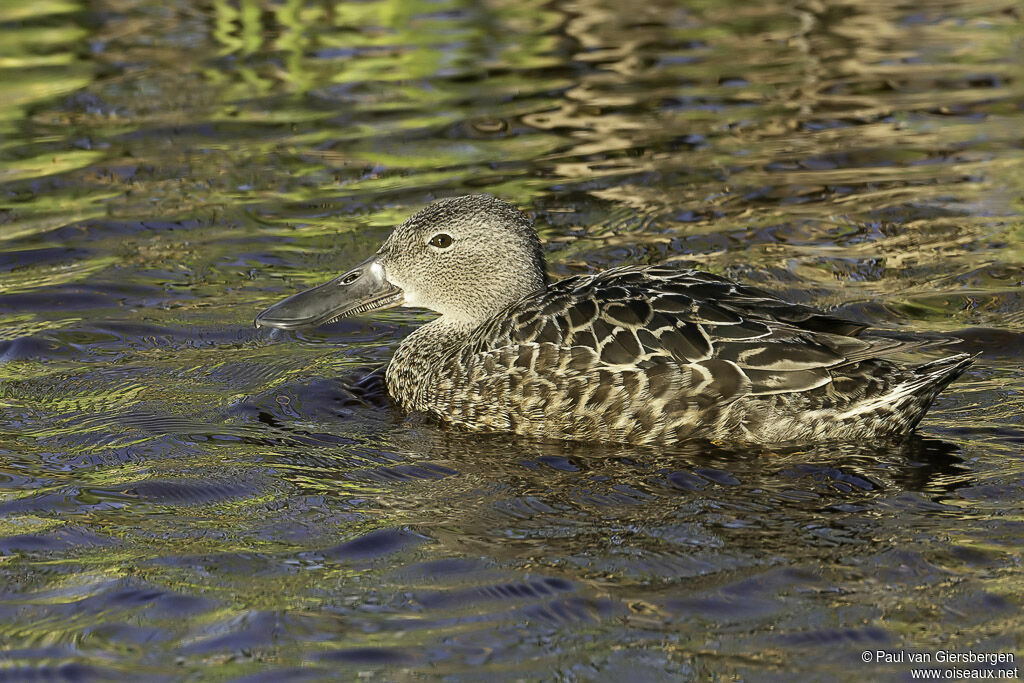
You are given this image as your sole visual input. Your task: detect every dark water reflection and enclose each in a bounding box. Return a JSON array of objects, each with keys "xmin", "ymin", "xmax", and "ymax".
[{"xmin": 2, "ymin": 0, "xmax": 1023, "ymax": 679}]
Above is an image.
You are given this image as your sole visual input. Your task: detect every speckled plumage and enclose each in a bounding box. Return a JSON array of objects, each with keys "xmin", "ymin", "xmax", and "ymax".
[
  {"xmin": 386, "ymin": 261, "xmax": 973, "ymax": 444},
  {"xmin": 259, "ymin": 194, "xmax": 974, "ymax": 445}
]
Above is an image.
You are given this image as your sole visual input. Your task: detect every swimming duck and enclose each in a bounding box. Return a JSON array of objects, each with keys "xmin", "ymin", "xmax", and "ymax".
[{"xmin": 255, "ymin": 194, "xmax": 973, "ymax": 444}]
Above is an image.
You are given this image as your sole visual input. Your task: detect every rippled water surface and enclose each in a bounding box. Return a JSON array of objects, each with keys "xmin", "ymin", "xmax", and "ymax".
[{"xmin": 2, "ymin": 0, "xmax": 1023, "ymax": 679}]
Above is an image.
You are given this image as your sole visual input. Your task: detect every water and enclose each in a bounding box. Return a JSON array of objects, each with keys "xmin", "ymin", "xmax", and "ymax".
[{"xmin": 1, "ymin": 0, "xmax": 1023, "ymax": 679}]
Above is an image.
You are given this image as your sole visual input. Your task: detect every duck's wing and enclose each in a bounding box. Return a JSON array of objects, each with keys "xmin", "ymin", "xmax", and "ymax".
[{"xmin": 467, "ymin": 265, "xmax": 932, "ymax": 399}]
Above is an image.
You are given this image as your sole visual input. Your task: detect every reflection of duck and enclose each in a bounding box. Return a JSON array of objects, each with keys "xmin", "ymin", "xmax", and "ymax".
[{"xmin": 255, "ymin": 195, "xmax": 974, "ymax": 444}]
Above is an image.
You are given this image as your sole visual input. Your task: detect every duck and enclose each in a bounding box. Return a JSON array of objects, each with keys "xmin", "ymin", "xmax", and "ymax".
[{"xmin": 254, "ymin": 194, "xmax": 974, "ymax": 445}]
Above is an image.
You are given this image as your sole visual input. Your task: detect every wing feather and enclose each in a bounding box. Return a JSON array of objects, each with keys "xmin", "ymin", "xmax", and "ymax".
[{"xmin": 466, "ymin": 265, "xmax": 953, "ymax": 402}]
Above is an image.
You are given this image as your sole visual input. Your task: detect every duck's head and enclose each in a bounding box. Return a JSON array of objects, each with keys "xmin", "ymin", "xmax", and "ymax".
[{"xmin": 255, "ymin": 195, "xmax": 548, "ymax": 330}]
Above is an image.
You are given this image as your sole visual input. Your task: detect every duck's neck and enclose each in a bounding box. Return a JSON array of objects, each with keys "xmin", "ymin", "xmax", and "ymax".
[{"xmin": 385, "ymin": 316, "xmax": 477, "ymax": 412}]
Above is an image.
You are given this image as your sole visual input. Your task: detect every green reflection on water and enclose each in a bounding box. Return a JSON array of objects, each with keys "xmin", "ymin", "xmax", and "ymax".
[
  {"xmin": 0, "ymin": 4, "xmax": 90, "ymax": 135},
  {"xmin": 0, "ymin": 0, "xmax": 1022, "ymax": 678}
]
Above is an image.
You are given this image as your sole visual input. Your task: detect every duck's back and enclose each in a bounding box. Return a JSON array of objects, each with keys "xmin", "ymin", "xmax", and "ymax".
[{"xmin": 391, "ymin": 265, "xmax": 972, "ymax": 444}]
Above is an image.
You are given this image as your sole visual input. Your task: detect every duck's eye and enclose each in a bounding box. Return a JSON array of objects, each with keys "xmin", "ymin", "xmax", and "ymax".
[{"xmin": 428, "ymin": 233, "xmax": 453, "ymax": 249}]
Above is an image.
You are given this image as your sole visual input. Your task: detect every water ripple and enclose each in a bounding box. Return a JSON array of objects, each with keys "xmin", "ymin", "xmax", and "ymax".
[{"xmin": 0, "ymin": 0, "xmax": 1020, "ymax": 678}]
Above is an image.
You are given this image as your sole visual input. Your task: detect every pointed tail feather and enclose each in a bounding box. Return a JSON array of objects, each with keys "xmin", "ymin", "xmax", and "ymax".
[
  {"xmin": 911, "ymin": 353, "xmax": 977, "ymax": 393},
  {"xmin": 898, "ymin": 353, "xmax": 977, "ymax": 432}
]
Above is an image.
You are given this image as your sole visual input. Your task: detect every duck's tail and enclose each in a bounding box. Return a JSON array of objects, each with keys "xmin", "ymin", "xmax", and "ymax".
[{"xmin": 896, "ymin": 352, "xmax": 977, "ymax": 433}]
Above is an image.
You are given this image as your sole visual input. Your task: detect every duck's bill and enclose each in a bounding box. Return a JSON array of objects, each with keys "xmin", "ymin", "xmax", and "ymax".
[{"xmin": 254, "ymin": 256, "xmax": 404, "ymax": 330}]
